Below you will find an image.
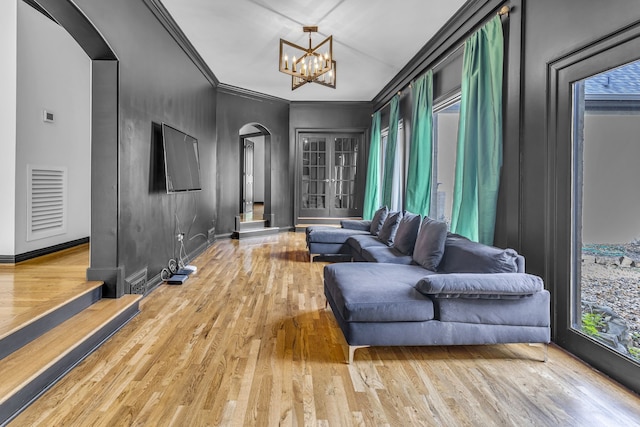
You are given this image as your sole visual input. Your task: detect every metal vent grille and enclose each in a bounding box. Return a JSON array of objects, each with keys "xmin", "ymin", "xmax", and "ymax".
[
  {"xmin": 27, "ymin": 165, "xmax": 67, "ymax": 241},
  {"xmin": 126, "ymin": 267, "xmax": 148, "ymax": 295}
]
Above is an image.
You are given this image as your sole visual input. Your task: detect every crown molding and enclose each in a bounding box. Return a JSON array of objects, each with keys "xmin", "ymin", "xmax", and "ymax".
[
  {"xmin": 372, "ymin": 0, "xmax": 503, "ymax": 109},
  {"xmin": 142, "ymin": 0, "xmax": 219, "ymax": 87},
  {"xmin": 217, "ymin": 83, "xmax": 290, "ymax": 104}
]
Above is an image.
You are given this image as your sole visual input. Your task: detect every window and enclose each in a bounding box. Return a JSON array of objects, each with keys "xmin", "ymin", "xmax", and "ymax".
[
  {"xmin": 432, "ymin": 97, "xmax": 461, "ymax": 225},
  {"xmin": 572, "ymin": 59, "xmax": 640, "ymax": 363},
  {"xmin": 380, "ymin": 120, "xmax": 405, "ymax": 212}
]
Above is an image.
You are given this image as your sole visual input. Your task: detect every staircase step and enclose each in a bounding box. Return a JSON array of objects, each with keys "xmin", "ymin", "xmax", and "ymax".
[
  {"xmin": 0, "ymin": 282, "xmax": 103, "ymax": 360},
  {"xmin": 238, "ymin": 219, "xmax": 267, "ymax": 231},
  {"xmin": 232, "ymin": 227, "xmax": 280, "ymax": 239},
  {"xmin": 0, "ymin": 294, "xmax": 142, "ymax": 425}
]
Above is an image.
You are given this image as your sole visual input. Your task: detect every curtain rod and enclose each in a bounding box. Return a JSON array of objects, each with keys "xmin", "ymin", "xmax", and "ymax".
[{"xmin": 372, "ymin": 4, "xmax": 510, "ymax": 116}]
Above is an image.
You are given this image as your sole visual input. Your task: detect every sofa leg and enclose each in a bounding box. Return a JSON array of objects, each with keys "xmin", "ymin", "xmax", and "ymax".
[
  {"xmin": 347, "ymin": 345, "xmax": 369, "ymax": 364},
  {"xmin": 529, "ymin": 343, "xmax": 549, "ymax": 362}
]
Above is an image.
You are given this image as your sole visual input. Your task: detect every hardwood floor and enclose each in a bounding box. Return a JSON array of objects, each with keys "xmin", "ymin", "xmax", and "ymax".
[
  {"xmin": 10, "ymin": 233, "xmax": 640, "ymax": 426},
  {"xmin": 0, "ymin": 244, "xmax": 99, "ymax": 340}
]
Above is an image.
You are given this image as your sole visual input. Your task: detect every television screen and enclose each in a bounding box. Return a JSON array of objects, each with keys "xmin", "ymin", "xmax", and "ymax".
[{"xmin": 162, "ymin": 123, "xmax": 202, "ymax": 193}]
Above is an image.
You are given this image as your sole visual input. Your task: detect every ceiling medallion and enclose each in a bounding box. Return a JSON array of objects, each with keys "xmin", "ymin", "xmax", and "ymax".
[{"xmin": 279, "ymin": 26, "xmax": 336, "ymax": 90}]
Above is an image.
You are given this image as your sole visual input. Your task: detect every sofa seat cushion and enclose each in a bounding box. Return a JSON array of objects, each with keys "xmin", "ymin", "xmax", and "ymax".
[
  {"xmin": 439, "ymin": 234, "xmax": 520, "ymax": 273},
  {"xmin": 432, "ymin": 290, "xmax": 550, "ymax": 326},
  {"xmin": 324, "ymin": 263, "xmax": 436, "ymax": 322},
  {"xmin": 347, "ymin": 234, "xmax": 387, "ymax": 254},
  {"xmin": 361, "ymin": 246, "xmax": 415, "ymax": 264},
  {"xmin": 306, "ymin": 226, "xmax": 369, "ymax": 244},
  {"xmin": 415, "ymin": 273, "xmax": 544, "ymax": 299}
]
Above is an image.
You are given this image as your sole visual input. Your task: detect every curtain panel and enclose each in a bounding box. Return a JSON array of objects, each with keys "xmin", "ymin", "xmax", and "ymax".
[
  {"xmin": 450, "ymin": 15, "xmax": 504, "ymax": 245},
  {"xmin": 381, "ymin": 95, "xmax": 400, "ymax": 208},
  {"xmin": 363, "ymin": 111, "xmax": 382, "ymax": 220},
  {"xmin": 405, "ymin": 70, "xmax": 434, "ymax": 217}
]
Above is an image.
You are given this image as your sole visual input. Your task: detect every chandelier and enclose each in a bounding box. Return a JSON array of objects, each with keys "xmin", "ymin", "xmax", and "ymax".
[{"xmin": 279, "ymin": 26, "xmax": 336, "ymax": 90}]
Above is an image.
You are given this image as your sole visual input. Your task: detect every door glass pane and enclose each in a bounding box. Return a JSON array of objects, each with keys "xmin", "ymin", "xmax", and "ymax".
[
  {"xmin": 301, "ymin": 136, "xmax": 328, "ymax": 210},
  {"xmin": 433, "ymin": 100, "xmax": 460, "ymax": 226},
  {"xmin": 333, "ymin": 136, "xmax": 359, "ymax": 209},
  {"xmin": 572, "ymin": 59, "xmax": 640, "ymax": 362}
]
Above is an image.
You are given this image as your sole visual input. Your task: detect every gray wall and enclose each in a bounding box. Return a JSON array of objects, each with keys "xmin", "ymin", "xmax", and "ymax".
[
  {"xmin": 73, "ymin": 0, "xmax": 217, "ymax": 292},
  {"xmin": 216, "ymin": 88, "xmax": 290, "ymax": 234}
]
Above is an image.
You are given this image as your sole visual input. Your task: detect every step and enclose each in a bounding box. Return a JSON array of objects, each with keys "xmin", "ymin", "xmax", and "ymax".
[
  {"xmin": 0, "ymin": 294, "xmax": 142, "ymax": 425},
  {"xmin": 232, "ymin": 227, "xmax": 280, "ymax": 239},
  {"xmin": 0, "ymin": 282, "xmax": 103, "ymax": 360},
  {"xmin": 238, "ymin": 219, "xmax": 267, "ymax": 231}
]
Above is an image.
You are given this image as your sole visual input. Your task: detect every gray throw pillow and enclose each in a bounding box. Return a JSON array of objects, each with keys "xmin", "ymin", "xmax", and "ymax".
[
  {"xmin": 369, "ymin": 206, "xmax": 389, "ymax": 236},
  {"xmin": 393, "ymin": 211, "xmax": 421, "ymax": 255},
  {"xmin": 411, "ymin": 217, "xmax": 448, "ymax": 271},
  {"xmin": 377, "ymin": 211, "xmax": 402, "ymax": 246},
  {"xmin": 438, "ymin": 233, "xmax": 520, "ymax": 273}
]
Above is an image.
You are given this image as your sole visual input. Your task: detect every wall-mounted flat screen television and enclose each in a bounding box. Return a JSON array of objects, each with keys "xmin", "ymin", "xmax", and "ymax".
[{"xmin": 162, "ymin": 123, "xmax": 202, "ymax": 193}]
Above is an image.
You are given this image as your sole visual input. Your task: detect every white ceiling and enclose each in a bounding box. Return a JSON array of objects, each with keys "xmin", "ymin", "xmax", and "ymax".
[{"xmin": 161, "ymin": 0, "xmax": 468, "ymax": 101}]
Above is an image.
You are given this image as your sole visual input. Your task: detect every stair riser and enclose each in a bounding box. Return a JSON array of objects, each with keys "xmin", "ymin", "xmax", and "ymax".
[
  {"xmin": 0, "ymin": 302, "xmax": 140, "ymax": 426},
  {"xmin": 0, "ymin": 286, "xmax": 102, "ymax": 361}
]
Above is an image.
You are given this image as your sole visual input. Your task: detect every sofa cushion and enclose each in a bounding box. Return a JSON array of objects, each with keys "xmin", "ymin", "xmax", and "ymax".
[
  {"xmin": 324, "ymin": 263, "xmax": 436, "ymax": 322},
  {"xmin": 306, "ymin": 226, "xmax": 369, "ymax": 244},
  {"xmin": 438, "ymin": 234, "xmax": 520, "ymax": 273},
  {"xmin": 347, "ymin": 234, "xmax": 387, "ymax": 254},
  {"xmin": 377, "ymin": 211, "xmax": 402, "ymax": 246},
  {"xmin": 340, "ymin": 219, "xmax": 371, "ymax": 231},
  {"xmin": 369, "ymin": 206, "xmax": 389, "ymax": 236},
  {"xmin": 415, "ymin": 273, "xmax": 544, "ymax": 299},
  {"xmin": 393, "ymin": 211, "xmax": 421, "ymax": 255},
  {"xmin": 361, "ymin": 246, "xmax": 415, "ymax": 264},
  {"xmin": 411, "ymin": 217, "xmax": 448, "ymax": 271}
]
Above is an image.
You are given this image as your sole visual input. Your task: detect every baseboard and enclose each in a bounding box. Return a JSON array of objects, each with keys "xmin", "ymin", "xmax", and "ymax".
[{"xmin": 0, "ymin": 237, "xmax": 90, "ymax": 264}]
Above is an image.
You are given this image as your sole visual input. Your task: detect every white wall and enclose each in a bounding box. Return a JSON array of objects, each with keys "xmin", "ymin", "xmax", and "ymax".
[
  {"xmin": 15, "ymin": 2, "xmax": 91, "ymax": 254},
  {"xmin": 0, "ymin": 1, "xmax": 17, "ymax": 256},
  {"xmin": 582, "ymin": 113, "xmax": 640, "ymax": 244}
]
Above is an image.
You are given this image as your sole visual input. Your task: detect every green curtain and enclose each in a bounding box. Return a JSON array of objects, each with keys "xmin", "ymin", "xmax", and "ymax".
[
  {"xmin": 381, "ymin": 95, "xmax": 400, "ymax": 208},
  {"xmin": 363, "ymin": 111, "xmax": 382, "ymax": 220},
  {"xmin": 450, "ymin": 15, "xmax": 504, "ymax": 245},
  {"xmin": 405, "ymin": 70, "xmax": 433, "ymax": 217}
]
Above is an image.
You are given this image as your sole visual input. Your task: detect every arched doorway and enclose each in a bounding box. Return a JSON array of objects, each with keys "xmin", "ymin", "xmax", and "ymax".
[
  {"xmin": 34, "ymin": 0, "xmax": 121, "ymax": 296},
  {"xmin": 234, "ymin": 123, "xmax": 277, "ymax": 238}
]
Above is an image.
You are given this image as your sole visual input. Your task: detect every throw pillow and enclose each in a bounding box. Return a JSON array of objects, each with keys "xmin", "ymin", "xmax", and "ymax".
[
  {"xmin": 377, "ymin": 211, "xmax": 402, "ymax": 246},
  {"xmin": 438, "ymin": 233, "xmax": 520, "ymax": 273},
  {"xmin": 411, "ymin": 217, "xmax": 448, "ymax": 271},
  {"xmin": 393, "ymin": 211, "xmax": 421, "ymax": 255},
  {"xmin": 369, "ymin": 206, "xmax": 389, "ymax": 236}
]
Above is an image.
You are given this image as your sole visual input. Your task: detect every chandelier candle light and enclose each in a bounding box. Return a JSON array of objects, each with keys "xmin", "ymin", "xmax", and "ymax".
[{"xmin": 279, "ymin": 26, "xmax": 336, "ymax": 90}]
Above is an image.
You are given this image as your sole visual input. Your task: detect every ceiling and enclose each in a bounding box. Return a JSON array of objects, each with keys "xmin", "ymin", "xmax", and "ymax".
[{"xmin": 161, "ymin": 0, "xmax": 468, "ymax": 102}]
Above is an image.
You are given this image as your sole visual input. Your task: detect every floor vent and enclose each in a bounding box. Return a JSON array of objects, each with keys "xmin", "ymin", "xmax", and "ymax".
[
  {"xmin": 126, "ymin": 268, "xmax": 148, "ymax": 295},
  {"xmin": 27, "ymin": 165, "xmax": 67, "ymax": 241}
]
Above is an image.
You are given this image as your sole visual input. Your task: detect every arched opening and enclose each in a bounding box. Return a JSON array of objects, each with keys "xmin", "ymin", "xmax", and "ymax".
[
  {"xmin": 234, "ymin": 123, "xmax": 275, "ymax": 238},
  {"xmin": 34, "ymin": 0, "xmax": 121, "ymax": 297}
]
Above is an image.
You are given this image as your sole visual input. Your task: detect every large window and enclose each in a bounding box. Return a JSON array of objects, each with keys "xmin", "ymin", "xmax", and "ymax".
[
  {"xmin": 432, "ymin": 98, "xmax": 460, "ymax": 225},
  {"xmin": 380, "ymin": 120, "xmax": 405, "ymax": 212},
  {"xmin": 572, "ymin": 59, "xmax": 640, "ymax": 363}
]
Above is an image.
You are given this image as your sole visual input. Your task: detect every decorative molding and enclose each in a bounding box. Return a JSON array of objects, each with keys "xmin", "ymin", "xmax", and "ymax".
[
  {"xmin": 141, "ymin": 0, "xmax": 219, "ymax": 87},
  {"xmin": 218, "ymin": 83, "xmax": 290, "ymax": 104},
  {"xmin": 0, "ymin": 237, "xmax": 89, "ymax": 264}
]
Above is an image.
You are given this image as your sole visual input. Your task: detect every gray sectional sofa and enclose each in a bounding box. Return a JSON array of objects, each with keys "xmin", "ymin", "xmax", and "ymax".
[{"xmin": 308, "ymin": 207, "xmax": 551, "ymax": 363}]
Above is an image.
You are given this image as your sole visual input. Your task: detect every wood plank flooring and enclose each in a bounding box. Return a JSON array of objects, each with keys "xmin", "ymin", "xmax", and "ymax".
[
  {"xmin": 0, "ymin": 244, "xmax": 101, "ymax": 340},
  {"xmin": 10, "ymin": 233, "xmax": 640, "ymax": 426}
]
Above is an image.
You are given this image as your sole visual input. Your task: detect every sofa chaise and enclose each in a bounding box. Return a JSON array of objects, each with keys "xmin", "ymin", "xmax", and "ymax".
[{"xmin": 313, "ymin": 207, "xmax": 551, "ymax": 363}]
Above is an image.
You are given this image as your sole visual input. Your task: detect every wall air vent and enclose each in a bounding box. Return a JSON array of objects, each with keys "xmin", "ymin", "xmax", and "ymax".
[{"xmin": 27, "ymin": 165, "xmax": 67, "ymax": 241}]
